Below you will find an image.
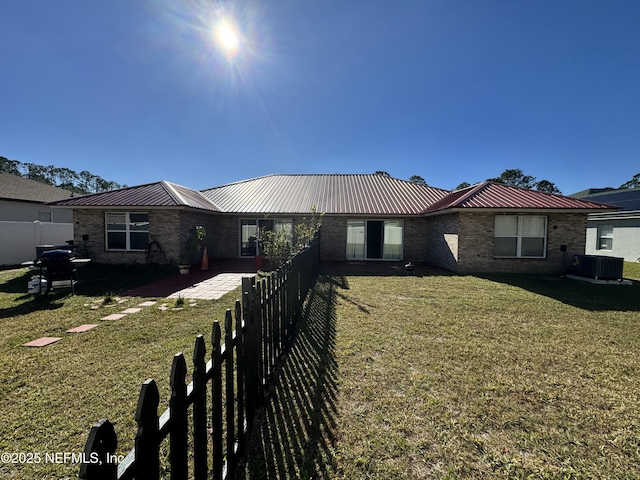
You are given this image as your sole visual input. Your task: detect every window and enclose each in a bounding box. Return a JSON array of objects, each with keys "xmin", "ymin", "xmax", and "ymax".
[
  {"xmin": 106, "ymin": 213, "xmax": 149, "ymax": 250},
  {"xmin": 597, "ymin": 225, "xmax": 613, "ymax": 250},
  {"xmin": 240, "ymin": 218, "xmax": 292, "ymax": 256},
  {"xmin": 494, "ymin": 215, "xmax": 547, "ymax": 258},
  {"xmin": 346, "ymin": 219, "xmax": 404, "ymax": 260},
  {"xmin": 38, "ymin": 211, "xmax": 52, "ymax": 222}
]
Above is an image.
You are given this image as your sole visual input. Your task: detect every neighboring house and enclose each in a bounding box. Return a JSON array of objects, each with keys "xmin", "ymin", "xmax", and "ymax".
[
  {"xmin": 0, "ymin": 172, "xmax": 73, "ymax": 222},
  {"xmin": 0, "ymin": 172, "xmax": 75, "ymax": 265},
  {"xmin": 571, "ymin": 187, "xmax": 640, "ymax": 262},
  {"xmin": 48, "ymin": 174, "xmax": 615, "ymax": 274}
]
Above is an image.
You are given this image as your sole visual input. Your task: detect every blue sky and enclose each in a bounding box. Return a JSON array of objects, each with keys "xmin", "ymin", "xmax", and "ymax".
[{"xmin": 1, "ymin": 0, "xmax": 638, "ymax": 194}]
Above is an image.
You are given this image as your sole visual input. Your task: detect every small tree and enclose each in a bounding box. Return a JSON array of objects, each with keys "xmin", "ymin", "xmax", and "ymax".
[
  {"xmin": 259, "ymin": 207, "xmax": 322, "ymax": 270},
  {"xmin": 259, "ymin": 225, "xmax": 292, "ymax": 270},
  {"xmin": 294, "ymin": 206, "xmax": 322, "ymax": 253}
]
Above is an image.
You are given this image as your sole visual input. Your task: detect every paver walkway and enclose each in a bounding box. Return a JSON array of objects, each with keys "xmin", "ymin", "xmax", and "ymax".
[{"xmin": 167, "ymin": 273, "xmax": 254, "ymax": 300}]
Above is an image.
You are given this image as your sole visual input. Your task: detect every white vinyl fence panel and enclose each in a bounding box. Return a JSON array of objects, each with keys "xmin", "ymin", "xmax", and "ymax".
[{"xmin": 0, "ymin": 221, "xmax": 74, "ymax": 265}]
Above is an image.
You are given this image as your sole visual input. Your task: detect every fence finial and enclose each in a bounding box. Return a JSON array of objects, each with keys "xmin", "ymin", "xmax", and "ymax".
[
  {"xmin": 134, "ymin": 379, "xmax": 160, "ymax": 479},
  {"xmin": 79, "ymin": 418, "xmax": 117, "ymax": 479}
]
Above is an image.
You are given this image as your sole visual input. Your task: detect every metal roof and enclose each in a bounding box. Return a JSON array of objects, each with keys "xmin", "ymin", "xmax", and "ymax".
[
  {"xmin": 47, "ymin": 176, "xmax": 618, "ymax": 216},
  {"xmin": 424, "ymin": 182, "xmax": 618, "ymax": 213},
  {"xmin": 0, "ymin": 172, "xmax": 73, "ymax": 203},
  {"xmin": 200, "ymin": 174, "xmax": 450, "ymax": 215},
  {"xmin": 48, "ymin": 181, "xmax": 220, "ymax": 211}
]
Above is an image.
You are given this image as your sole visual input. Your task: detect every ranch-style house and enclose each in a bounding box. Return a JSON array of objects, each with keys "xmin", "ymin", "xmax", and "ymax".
[{"xmin": 48, "ymin": 174, "xmax": 617, "ymax": 274}]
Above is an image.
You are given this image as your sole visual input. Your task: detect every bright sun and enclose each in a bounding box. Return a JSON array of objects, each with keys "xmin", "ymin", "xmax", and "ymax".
[{"xmin": 215, "ymin": 20, "xmax": 239, "ymax": 55}]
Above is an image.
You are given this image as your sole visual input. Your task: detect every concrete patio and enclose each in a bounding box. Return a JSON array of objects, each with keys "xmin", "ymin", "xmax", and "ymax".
[{"xmin": 122, "ymin": 258, "xmax": 256, "ymax": 298}]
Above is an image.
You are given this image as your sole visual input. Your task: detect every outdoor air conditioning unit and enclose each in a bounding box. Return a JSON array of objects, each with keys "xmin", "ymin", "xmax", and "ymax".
[{"xmin": 574, "ymin": 255, "xmax": 624, "ymax": 280}]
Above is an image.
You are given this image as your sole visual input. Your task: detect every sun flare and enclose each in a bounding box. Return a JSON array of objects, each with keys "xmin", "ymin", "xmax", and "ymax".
[{"xmin": 215, "ymin": 20, "xmax": 239, "ymax": 55}]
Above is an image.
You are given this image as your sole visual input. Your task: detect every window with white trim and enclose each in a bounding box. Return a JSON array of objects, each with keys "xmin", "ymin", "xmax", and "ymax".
[
  {"xmin": 596, "ymin": 225, "xmax": 613, "ymax": 250},
  {"xmin": 106, "ymin": 212, "xmax": 149, "ymax": 250},
  {"xmin": 494, "ymin": 215, "xmax": 547, "ymax": 258}
]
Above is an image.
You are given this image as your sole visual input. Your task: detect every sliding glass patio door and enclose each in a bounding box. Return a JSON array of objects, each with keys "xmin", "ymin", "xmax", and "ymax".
[{"xmin": 346, "ymin": 220, "xmax": 403, "ymax": 260}]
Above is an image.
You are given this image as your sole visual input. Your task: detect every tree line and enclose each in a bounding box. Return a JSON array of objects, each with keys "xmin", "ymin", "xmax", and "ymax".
[
  {"xmin": 454, "ymin": 169, "xmax": 562, "ymax": 194},
  {"xmin": 0, "ymin": 156, "xmax": 126, "ymax": 195},
  {"xmin": 385, "ymin": 169, "xmax": 640, "ymax": 195}
]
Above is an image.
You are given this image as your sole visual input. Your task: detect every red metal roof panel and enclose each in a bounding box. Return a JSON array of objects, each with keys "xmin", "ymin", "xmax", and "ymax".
[
  {"xmin": 423, "ymin": 182, "xmax": 618, "ymax": 213},
  {"xmin": 48, "ymin": 181, "xmax": 220, "ymax": 211}
]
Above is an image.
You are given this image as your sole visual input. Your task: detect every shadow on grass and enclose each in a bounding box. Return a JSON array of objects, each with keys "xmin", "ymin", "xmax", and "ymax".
[
  {"xmin": 237, "ymin": 275, "xmax": 340, "ymax": 480},
  {"xmin": 0, "ymin": 268, "xmax": 32, "ymax": 294},
  {"xmin": 0, "ymin": 263, "xmax": 178, "ymax": 319},
  {"xmin": 77, "ymin": 263, "xmax": 178, "ymax": 296},
  {"xmin": 476, "ymin": 273, "xmax": 640, "ymax": 312}
]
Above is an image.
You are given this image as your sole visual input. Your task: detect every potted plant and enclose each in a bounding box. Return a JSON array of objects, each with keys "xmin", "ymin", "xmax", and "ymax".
[{"xmin": 179, "ymin": 225, "xmax": 206, "ymax": 274}]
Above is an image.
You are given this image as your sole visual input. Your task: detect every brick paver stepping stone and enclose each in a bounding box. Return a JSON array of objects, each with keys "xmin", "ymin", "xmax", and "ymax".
[
  {"xmin": 67, "ymin": 324, "xmax": 99, "ymax": 333},
  {"xmin": 138, "ymin": 301, "xmax": 157, "ymax": 307},
  {"xmin": 23, "ymin": 337, "xmax": 62, "ymax": 347},
  {"xmin": 101, "ymin": 313, "xmax": 127, "ymax": 321},
  {"xmin": 158, "ymin": 304, "xmax": 169, "ymax": 311},
  {"xmin": 121, "ymin": 308, "xmax": 142, "ymax": 314}
]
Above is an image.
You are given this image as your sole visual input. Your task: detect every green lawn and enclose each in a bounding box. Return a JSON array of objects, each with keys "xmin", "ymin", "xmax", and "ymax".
[
  {"xmin": 240, "ymin": 265, "xmax": 640, "ymax": 479},
  {"xmin": 624, "ymin": 260, "xmax": 640, "ymax": 281},
  {"xmin": 2, "ymin": 262, "xmax": 639, "ymax": 479},
  {"xmin": 0, "ymin": 264, "xmax": 240, "ymax": 479}
]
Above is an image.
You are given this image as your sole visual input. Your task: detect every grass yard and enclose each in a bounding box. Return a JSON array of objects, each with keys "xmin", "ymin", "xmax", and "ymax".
[
  {"xmin": 240, "ymin": 264, "xmax": 640, "ymax": 479},
  {"xmin": 2, "ymin": 262, "xmax": 639, "ymax": 479},
  {"xmin": 0, "ymin": 264, "xmax": 241, "ymax": 479}
]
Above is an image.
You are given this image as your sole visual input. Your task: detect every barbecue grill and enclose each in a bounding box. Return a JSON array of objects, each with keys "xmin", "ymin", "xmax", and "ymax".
[{"xmin": 32, "ymin": 249, "xmax": 87, "ymax": 294}]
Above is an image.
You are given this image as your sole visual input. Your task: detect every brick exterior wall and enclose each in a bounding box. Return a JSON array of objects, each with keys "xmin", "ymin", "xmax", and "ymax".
[
  {"xmin": 212, "ymin": 215, "xmax": 338, "ymax": 260},
  {"xmin": 210, "ymin": 215, "xmax": 239, "ymax": 258},
  {"xmin": 425, "ymin": 214, "xmax": 459, "ymax": 271},
  {"xmin": 73, "ymin": 208, "xmax": 588, "ymax": 273},
  {"xmin": 73, "ymin": 208, "xmax": 217, "ymax": 265},
  {"xmin": 455, "ymin": 211, "xmax": 587, "ymax": 274},
  {"xmin": 319, "ymin": 216, "xmax": 347, "ymax": 261},
  {"xmin": 402, "ymin": 217, "xmax": 429, "ymax": 263},
  {"xmin": 212, "ymin": 215, "xmax": 428, "ymax": 262},
  {"xmin": 178, "ymin": 211, "xmax": 218, "ymax": 264},
  {"xmin": 318, "ymin": 216, "xmax": 429, "ymax": 262}
]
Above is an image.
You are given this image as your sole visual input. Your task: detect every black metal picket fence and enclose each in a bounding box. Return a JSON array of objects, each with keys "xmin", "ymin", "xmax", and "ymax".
[{"xmin": 79, "ymin": 239, "xmax": 320, "ymax": 480}]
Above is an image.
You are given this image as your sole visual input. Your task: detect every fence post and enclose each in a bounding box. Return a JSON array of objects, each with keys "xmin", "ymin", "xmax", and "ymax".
[
  {"xmin": 211, "ymin": 321, "xmax": 223, "ymax": 480},
  {"xmin": 242, "ymin": 276, "xmax": 257, "ymax": 432},
  {"xmin": 79, "ymin": 419, "xmax": 117, "ymax": 480},
  {"xmin": 281, "ymin": 267, "xmax": 289, "ymax": 347},
  {"xmin": 225, "ymin": 310, "xmax": 236, "ymax": 478},
  {"xmin": 253, "ymin": 278, "xmax": 264, "ymax": 399},
  {"xmin": 235, "ymin": 300, "xmax": 246, "ymax": 456},
  {"xmin": 169, "ymin": 353, "xmax": 188, "ymax": 480},
  {"xmin": 265, "ymin": 276, "xmax": 275, "ymax": 366},
  {"xmin": 192, "ymin": 335, "xmax": 207, "ymax": 480},
  {"xmin": 263, "ymin": 278, "xmax": 272, "ymax": 381},
  {"xmin": 134, "ymin": 379, "xmax": 160, "ymax": 480}
]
